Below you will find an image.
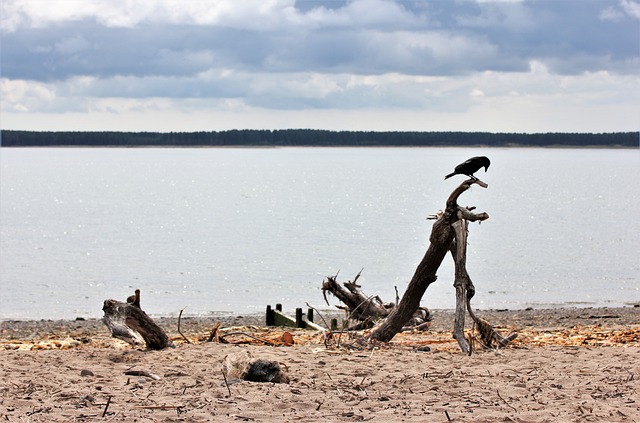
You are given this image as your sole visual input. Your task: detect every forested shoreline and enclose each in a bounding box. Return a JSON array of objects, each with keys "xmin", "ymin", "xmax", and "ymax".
[{"xmin": 1, "ymin": 129, "xmax": 637, "ymax": 148}]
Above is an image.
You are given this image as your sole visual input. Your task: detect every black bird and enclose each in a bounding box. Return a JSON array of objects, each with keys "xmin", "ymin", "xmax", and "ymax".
[{"xmin": 444, "ymin": 156, "xmax": 491, "ymax": 180}]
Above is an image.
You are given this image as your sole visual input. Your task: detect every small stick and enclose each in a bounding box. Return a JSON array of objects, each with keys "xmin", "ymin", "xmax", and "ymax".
[
  {"xmin": 221, "ymin": 369, "xmax": 232, "ymax": 397},
  {"xmin": 124, "ymin": 370, "xmax": 161, "ymax": 380},
  {"xmin": 497, "ymin": 389, "xmax": 517, "ymax": 412},
  {"xmin": 468, "ymin": 320, "xmax": 476, "ymax": 357},
  {"xmin": 135, "ymin": 405, "xmax": 185, "ymax": 410},
  {"xmin": 178, "ymin": 307, "xmax": 191, "ymax": 344},
  {"xmin": 305, "ymin": 302, "xmax": 332, "ymax": 348},
  {"xmin": 444, "ymin": 410, "xmax": 452, "ymax": 422},
  {"xmin": 102, "ymin": 396, "xmax": 112, "ymax": 418},
  {"xmin": 219, "ymin": 332, "xmax": 276, "ymax": 345},
  {"xmin": 305, "ymin": 302, "xmax": 331, "ymax": 330},
  {"xmin": 207, "ymin": 322, "xmax": 221, "ymax": 342}
]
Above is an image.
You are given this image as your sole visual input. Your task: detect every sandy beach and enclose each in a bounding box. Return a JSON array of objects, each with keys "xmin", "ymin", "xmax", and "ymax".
[{"xmin": 1, "ymin": 306, "xmax": 639, "ymax": 422}]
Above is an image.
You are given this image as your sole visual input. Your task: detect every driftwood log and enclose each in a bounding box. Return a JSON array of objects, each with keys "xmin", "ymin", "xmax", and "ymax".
[
  {"xmin": 322, "ymin": 269, "xmax": 431, "ymax": 330},
  {"xmin": 366, "ymin": 178, "xmax": 517, "ymax": 350},
  {"xmin": 102, "ymin": 289, "xmax": 174, "ymax": 350}
]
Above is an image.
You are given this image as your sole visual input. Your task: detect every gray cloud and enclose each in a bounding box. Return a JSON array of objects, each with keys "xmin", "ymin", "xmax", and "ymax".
[
  {"xmin": 1, "ymin": 0, "xmax": 638, "ymax": 132},
  {"xmin": 3, "ymin": 0, "xmax": 637, "ymax": 81}
]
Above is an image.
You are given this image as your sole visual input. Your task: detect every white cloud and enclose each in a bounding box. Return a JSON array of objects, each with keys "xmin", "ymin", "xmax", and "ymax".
[
  {"xmin": 600, "ymin": 6, "xmax": 626, "ymax": 21},
  {"xmin": 621, "ymin": 0, "xmax": 640, "ymax": 18},
  {"xmin": 1, "ymin": 79, "xmax": 56, "ymax": 112},
  {"xmin": 600, "ymin": 0, "xmax": 640, "ymax": 21},
  {"xmin": 1, "ymin": 0, "xmax": 315, "ymax": 31}
]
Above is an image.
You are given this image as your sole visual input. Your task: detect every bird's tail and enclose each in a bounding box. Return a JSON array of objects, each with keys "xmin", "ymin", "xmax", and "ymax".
[{"xmin": 444, "ymin": 172, "xmax": 456, "ymax": 180}]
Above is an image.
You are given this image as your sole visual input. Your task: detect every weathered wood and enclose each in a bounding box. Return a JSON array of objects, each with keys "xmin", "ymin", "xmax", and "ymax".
[
  {"xmin": 266, "ymin": 305, "xmax": 275, "ymax": 326},
  {"xmin": 369, "ymin": 178, "xmax": 488, "ymax": 343},
  {"xmin": 452, "ymin": 221, "xmax": 470, "ymax": 353},
  {"xmin": 266, "ymin": 306, "xmax": 326, "ymax": 331},
  {"xmin": 452, "ymin": 218, "xmax": 518, "ymax": 350},
  {"xmin": 466, "ymin": 298, "xmax": 518, "ymax": 348},
  {"xmin": 102, "ymin": 289, "xmax": 174, "ymax": 350},
  {"xmin": 323, "ymin": 176, "xmax": 516, "ymax": 351},
  {"xmin": 322, "ymin": 270, "xmax": 431, "ymax": 330},
  {"xmin": 321, "ymin": 269, "xmax": 391, "ymax": 323}
]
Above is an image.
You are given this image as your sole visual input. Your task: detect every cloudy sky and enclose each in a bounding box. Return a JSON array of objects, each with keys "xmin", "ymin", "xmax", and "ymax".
[{"xmin": 1, "ymin": 0, "xmax": 639, "ymax": 133}]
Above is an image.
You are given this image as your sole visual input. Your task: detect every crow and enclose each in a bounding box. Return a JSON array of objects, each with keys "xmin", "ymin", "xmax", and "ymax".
[{"xmin": 444, "ymin": 156, "xmax": 491, "ymax": 180}]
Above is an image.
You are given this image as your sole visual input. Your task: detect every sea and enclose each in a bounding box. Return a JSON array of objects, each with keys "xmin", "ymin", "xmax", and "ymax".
[{"xmin": 1, "ymin": 147, "xmax": 638, "ymax": 320}]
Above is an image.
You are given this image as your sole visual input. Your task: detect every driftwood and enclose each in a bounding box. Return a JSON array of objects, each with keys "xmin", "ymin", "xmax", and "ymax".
[
  {"xmin": 322, "ymin": 269, "xmax": 431, "ymax": 330},
  {"xmin": 102, "ymin": 289, "xmax": 174, "ymax": 350},
  {"xmin": 366, "ymin": 178, "xmax": 517, "ymax": 350},
  {"xmin": 451, "ymin": 220, "xmax": 518, "ymax": 352}
]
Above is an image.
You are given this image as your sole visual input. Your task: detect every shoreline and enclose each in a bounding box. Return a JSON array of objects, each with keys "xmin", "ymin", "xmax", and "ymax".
[
  {"xmin": 3, "ymin": 144, "xmax": 639, "ymax": 149},
  {"xmin": 2, "ymin": 303, "xmax": 638, "ymax": 322},
  {"xmin": 2, "ymin": 305, "xmax": 638, "ymax": 343}
]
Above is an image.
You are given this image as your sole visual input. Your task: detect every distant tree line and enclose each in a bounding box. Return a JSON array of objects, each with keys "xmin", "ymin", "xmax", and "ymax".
[{"xmin": 1, "ymin": 130, "xmax": 638, "ymax": 148}]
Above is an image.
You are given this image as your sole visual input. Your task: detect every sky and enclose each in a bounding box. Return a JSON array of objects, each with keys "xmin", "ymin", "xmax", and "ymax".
[{"xmin": 1, "ymin": 0, "xmax": 639, "ymax": 133}]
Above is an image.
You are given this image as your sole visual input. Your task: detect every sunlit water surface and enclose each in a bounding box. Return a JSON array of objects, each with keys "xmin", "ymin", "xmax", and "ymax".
[{"xmin": 1, "ymin": 147, "xmax": 638, "ymax": 319}]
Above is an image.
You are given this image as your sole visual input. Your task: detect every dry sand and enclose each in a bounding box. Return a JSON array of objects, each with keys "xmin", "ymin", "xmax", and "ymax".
[{"xmin": 1, "ymin": 307, "xmax": 639, "ymax": 422}]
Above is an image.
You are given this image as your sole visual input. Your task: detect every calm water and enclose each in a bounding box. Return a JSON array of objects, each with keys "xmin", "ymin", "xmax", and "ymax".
[{"xmin": 1, "ymin": 147, "xmax": 638, "ymax": 320}]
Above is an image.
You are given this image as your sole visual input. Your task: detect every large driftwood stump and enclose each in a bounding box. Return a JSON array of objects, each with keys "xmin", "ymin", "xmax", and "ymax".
[
  {"xmin": 368, "ymin": 178, "xmax": 517, "ymax": 350},
  {"xmin": 102, "ymin": 289, "xmax": 174, "ymax": 350}
]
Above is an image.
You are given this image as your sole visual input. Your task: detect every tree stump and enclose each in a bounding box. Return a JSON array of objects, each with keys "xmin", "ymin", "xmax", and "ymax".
[{"xmin": 102, "ymin": 289, "xmax": 174, "ymax": 350}]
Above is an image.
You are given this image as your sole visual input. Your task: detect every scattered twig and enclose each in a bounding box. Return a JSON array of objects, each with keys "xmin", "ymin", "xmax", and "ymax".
[
  {"xmin": 207, "ymin": 322, "xmax": 221, "ymax": 342},
  {"xmin": 222, "ymin": 369, "xmax": 232, "ymax": 397},
  {"xmin": 135, "ymin": 405, "xmax": 185, "ymax": 410},
  {"xmin": 177, "ymin": 307, "xmax": 191, "ymax": 344},
  {"xmin": 468, "ymin": 320, "xmax": 476, "ymax": 357},
  {"xmin": 305, "ymin": 302, "xmax": 331, "ymax": 330},
  {"xmin": 349, "ymin": 295, "xmax": 381, "ymax": 321},
  {"xmin": 369, "ymin": 346, "xmax": 377, "ymax": 359},
  {"xmin": 124, "ymin": 370, "xmax": 161, "ymax": 380},
  {"xmin": 400, "ymin": 321, "xmax": 430, "ymax": 332},
  {"xmin": 497, "ymin": 389, "xmax": 517, "ymax": 412},
  {"xmin": 445, "ymin": 409, "xmax": 452, "ymax": 422},
  {"xmin": 219, "ymin": 332, "xmax": 277, "ymax": 345},
  {"xmin": 26, "ymin": 407, "xmax": 51, "ymax": 416},
  {"xmin": 305, "ymin": 302, "xmax": 332, "ymax": 348},
  {"xmin": 102, "ymin": 396, "xmax": 112, "ymax": 418}
]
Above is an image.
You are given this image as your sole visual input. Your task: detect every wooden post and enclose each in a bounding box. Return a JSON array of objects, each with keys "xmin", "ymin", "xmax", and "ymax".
[
  {"xmin": 295, "ymin": 308, "xmax": 303, "ymax": 328},
  {"xmin": 266, "ymin": 305, "xmax": 275, "ymax": 326}
]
